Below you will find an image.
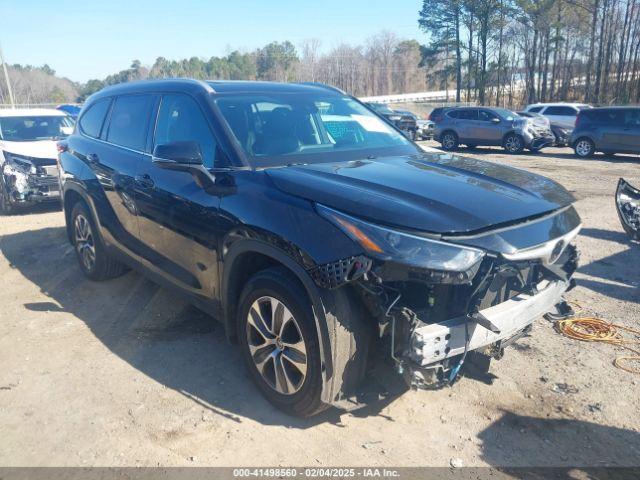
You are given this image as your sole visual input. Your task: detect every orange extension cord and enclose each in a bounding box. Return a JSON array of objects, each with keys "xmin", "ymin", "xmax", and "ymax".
[{"xmin": 556, "ymin": 303, "xmax": 640, "ymax": 375}]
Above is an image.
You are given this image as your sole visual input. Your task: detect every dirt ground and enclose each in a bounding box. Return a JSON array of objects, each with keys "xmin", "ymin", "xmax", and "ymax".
[{"xmin": 0, "ymin": 143, "xmax": 639, "ymax": 468}]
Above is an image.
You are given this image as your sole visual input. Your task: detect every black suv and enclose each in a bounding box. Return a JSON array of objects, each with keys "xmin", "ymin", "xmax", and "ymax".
[
  {"xmin": 366, "ymin": 102, "xmax": 417, "ymax": 139},
  {"xmin": 571, "ymin": 107, "xmax": 640, "ymax": 157},
  {"xmin": 59, "ymin": 79, "xmax": 580, "ymax": 417}
]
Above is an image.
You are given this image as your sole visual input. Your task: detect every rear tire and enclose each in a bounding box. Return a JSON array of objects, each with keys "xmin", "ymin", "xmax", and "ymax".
[
  {"xmin": 0, "ymin": 182, "xmax": 14, "ymax": 216},
  {"xmin": 440, "ymin": 131, "xmax": 459, "ymax": 151},
  {"xmin": 503, "ymin": 133, "xmax": 524, "ymax": 154},
  {"xmin": 574, "ymin": 138, "xmax": 595, "ymax": 158},
  {"xmin": 237, "ymin": 267, "xmax": 327, "ymax": 417},
  {"xmin": 70, "ymin": 202, "xmax": 128, "ymax": 281}
]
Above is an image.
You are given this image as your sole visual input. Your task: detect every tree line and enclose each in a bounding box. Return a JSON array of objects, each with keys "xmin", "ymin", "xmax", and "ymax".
[
  {"xmin": 0, "ymin": 33, "xmax": 432, "ymax": 105},
  {"xmin": 419, "ymin": 0, "xmax": 640, "ymax": 106},
  {"xmin": 75, "ymin": 34, "xmax": 429, "ymax": 101},
  {"xmin": 2, "ymin": 0, "xmax": 640, "ymax": 109}
]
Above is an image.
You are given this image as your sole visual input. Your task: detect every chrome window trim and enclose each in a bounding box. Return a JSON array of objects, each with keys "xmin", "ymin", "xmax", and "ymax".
[{"xmin": 78, "ymin": 131, "xmax": 147, "ymax": 155}]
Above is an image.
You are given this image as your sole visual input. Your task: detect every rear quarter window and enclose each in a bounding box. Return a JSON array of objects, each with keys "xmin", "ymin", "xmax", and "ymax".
[{"xmin": 79, "ymin": 99, "xmax": 111, "ymax": 138}]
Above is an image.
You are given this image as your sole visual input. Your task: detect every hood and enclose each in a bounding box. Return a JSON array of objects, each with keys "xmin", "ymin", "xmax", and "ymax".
[
  {"xmin": 0, "ymin": 140, "xmax": 59, "ymax": 160},
  {"xmin": 525, "ymin": 116, "xmax": 550, "ymax": 128},
  {"xmin": 266, "ymin": 153, "xmax": 575, "ymax": 234}
]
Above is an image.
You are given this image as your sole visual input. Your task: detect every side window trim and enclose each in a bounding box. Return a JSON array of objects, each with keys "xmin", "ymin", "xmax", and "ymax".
[
  {"xmin": 99, "ymin": 97, "xmax": 115, "ymax": 141},
  {"xmin": 145, "ymin": 95, "xmax": 162, "ymax": 154}
]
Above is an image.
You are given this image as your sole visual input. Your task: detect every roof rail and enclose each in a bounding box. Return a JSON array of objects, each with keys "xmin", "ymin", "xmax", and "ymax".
[{"xmin": 297, "ymin": 82, "xmax": 346, "ymax": 95}]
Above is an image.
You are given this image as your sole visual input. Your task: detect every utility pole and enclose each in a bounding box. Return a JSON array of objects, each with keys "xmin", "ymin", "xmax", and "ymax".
[{"xmin": 0, "ymin": 41, "xmax": 16, "ymax": 108}]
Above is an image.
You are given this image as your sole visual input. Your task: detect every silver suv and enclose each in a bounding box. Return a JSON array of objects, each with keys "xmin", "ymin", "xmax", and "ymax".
[{"xmin": 435, "ymin": 107, "xmax": 555, "ymax": 153}]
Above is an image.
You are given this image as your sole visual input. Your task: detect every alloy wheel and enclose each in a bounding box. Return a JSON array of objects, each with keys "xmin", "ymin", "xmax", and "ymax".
[
  {"xmin": 576, "ymin": 140, "xmax": 593, "ymax": 157},
  {"xmin": 505, "ymin": 135, "xmax": 523, "ymax": 153},
  {"xmin": 442, "ymin": 133, "xmax": 456, "ymax": 150},
  {"xmin": 246, "ymin": 296, "xmax": 308, "ymax": 395},
  {"xmin": 74, "ymin": 214, "xmax": 96, "ymax": 272}
]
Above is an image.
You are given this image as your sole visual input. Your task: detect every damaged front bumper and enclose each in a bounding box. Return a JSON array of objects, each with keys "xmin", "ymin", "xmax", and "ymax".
[
  {"xmin": 309, "ymin": 211, "xmax": 580, "ymax": 392},
  {"xmin": 2, "ymin": 163, "xmax": 60, "ymax": 206},
  {"xmin": 616, "ymin": 178, "xmax": 640, "ymax": 241},
  {"xmin": 406, "ymin": 278, "xmax": 569, "ymax": 386},
  {"xmin": 524, "ymin": 131, "xmax": 556, "ymax": 150}
]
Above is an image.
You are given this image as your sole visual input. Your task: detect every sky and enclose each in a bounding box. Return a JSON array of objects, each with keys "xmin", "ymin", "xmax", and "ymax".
[{"xmin": 0, "ymin": 0, "xmax": 424, "ymax": 83}]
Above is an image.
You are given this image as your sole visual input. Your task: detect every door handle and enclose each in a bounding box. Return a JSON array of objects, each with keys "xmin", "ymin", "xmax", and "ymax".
[
  {"xmin": 135, "ymin": 173, "xmax": 155, "ymax": 189},
  {"xmin": 87, "ymin": 153, "xmax": 100, "ymax": 164}
]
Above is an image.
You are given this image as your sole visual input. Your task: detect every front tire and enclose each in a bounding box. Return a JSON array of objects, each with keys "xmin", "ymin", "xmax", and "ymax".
[
  {"xmin": 0, "ymin": 182, "xmax": 14, "ymax": 215},
  {"xmin": 503, "ymin": 133, "xmax": 524, "ymax": 154},
  {"xmin": 71, "ymin": 202, "xmax": 128, "ymax": 281},
  {"xmin": 574, "ymin": 138, "xmax": 595, "ymax": 158},
  {"xmin": 237, "ymin": 267, "xmax": 327, "ymax": 417}
]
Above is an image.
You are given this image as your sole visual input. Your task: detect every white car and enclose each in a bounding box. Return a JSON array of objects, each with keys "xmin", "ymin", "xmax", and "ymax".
[
  {"xmin": 524, "ymin": 103, "xmax": 592, "ymax": 129},
  {"xmin": 0, "ymin": 108, "xmax": 74, "ymax": 214}
]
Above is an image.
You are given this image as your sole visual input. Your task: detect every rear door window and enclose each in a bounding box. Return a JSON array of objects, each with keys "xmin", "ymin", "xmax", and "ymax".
[
  {"xmin": 545, "ymin": 106, "xmax": 577, "ymax": 116},
  {"xmin": 79, "ymin": 99, "xmax": 111, "ymax": 138},
  {"xmin": 106, "ymin": 95, "xmax": 155, "ymax": 151},
  {"xmin": 528, "ymin": 106, "xmax": 543, "ymax": 113},
  {"xmin": 458, "ymin": 109, "xmax": 478, "ymax": 120}
]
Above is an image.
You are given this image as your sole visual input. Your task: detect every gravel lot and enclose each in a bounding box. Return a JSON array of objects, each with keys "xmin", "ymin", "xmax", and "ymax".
[{"xmin": 0, "ymin": 143, "xmax": 638, "ymax": 467}]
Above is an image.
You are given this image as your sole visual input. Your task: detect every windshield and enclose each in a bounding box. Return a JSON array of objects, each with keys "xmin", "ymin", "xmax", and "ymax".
[
  {"xmin": 0, "ymin": 115, "xmax": 74, "ymax": 142},
  {"xmin": 215, "ymin": 93, "xmax": 420, "ymax": 168}
]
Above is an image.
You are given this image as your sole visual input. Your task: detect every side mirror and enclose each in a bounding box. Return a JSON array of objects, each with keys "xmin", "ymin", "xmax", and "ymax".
[
  {"xmin": 491, "ymin": 117, "xmax": 501, "ymax": 124},
  {"xmin": 152, "ymin": 141, "xmax": 203, "ymax": 170}
]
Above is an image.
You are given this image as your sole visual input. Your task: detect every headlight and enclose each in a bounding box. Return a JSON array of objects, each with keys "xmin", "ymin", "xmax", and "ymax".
[
  {"xmin": 388, "ymin": 115, "xmax": 402, "ymax": 121},
  {"xmin": 317, "ymin": 204, "xmax": 485, "ymax": 272},
  {"xmin": 3, "ymin": 152, "xmax": 36, "ymax": 175}
]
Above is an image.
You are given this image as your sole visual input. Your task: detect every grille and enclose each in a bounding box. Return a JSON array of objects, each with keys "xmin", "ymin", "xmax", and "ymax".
[
  {"xmin": 28, "ymin": 174, "xmax": 59, "ymax": 189},
  {"xmin": 309, "ymin": 255, "xmax": 372, "ymax": 289}
]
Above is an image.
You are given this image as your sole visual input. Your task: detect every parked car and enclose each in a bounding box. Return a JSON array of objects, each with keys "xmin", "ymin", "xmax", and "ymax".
[
  {"xmin": 56, "ymin": 104, "xmax": 82, "ymax": 119},
  {"xmin": 416, "ymin": 119, "xmax": 435, "ymax": 140},
  {"xmin": 435, "ymin": 106, "xmax": 555, "ymax": 153},
  {"xmin": 366, "ymin": 102, "xmax": 418, "ymax": 139},
  {"xmin": 616, "ymin": 178, "xmax": 640, "ymax": 241},
  {"xmin": 524, "ymin": 103, "xmax": 592, "ymax": 129},
  {"xmin": 517, "ymin": 111, "xmax": 572, "ymax": 147},
  {"xmin": 393, "ymin": 110, "xmax": 435, "ymax": 140},
  {"xmin": 0, "ymin": 108, "xmax": 73, "ymax": 214},
  {"xmin": 59, "ymin": 79, "xmax": 580, "ymax": 416},
  {"xmin": 571, "ymin": 107, "xmax": 640, "ymax": 158}
]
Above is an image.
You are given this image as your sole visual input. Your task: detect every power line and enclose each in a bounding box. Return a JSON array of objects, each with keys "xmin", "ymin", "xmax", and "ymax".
[{"xmin": 0, "ymin": 40, "xmax": 15, "ymax": 108}]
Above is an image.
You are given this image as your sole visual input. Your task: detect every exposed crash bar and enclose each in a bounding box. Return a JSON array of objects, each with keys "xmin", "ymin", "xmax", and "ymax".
[{"xmin": 410, "ymin": 279, "xmax": 569, "ymax": 366}]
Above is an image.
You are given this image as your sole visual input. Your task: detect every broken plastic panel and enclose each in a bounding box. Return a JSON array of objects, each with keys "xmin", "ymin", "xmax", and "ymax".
[{"xmin": 616, "ymin": 178, "xmax": 640, "ymax": 241}]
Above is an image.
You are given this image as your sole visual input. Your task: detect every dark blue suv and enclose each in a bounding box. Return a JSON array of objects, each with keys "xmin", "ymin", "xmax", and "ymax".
[{"xmin": 58, "ymin": 79, "xmax": 580, "ymax": 416}]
